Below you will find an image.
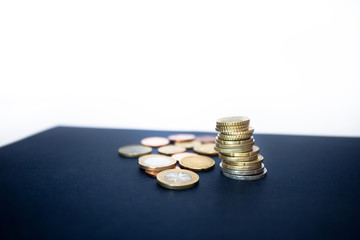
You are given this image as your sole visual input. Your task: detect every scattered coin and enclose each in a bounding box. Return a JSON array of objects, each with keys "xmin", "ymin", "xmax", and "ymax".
[
  {"xmin": 118, "ymin": 145, "xmax": 152, "ymax": 158},
  {"xmin": 138, "ymin": 154, "xmax": 176, "ymax": 170},
  {"xmin": 157, "ymin": 169, "xmax": 199, "ymax": 190},
  {"xmin": 222, "ymin": 168, "xmax": 267, "ymax": 181},
  {"xmin": 158, "ymin": 145, "xmax": 186, "ymax": 155},
  {"xmin": 196, "ymin": 135, "xmax": 216, "ymax": 143},
  {"xmin": 145, "ymin": 165, "xmax": 181, "ymax": 178},
  {"xmin": 193, "ymin": 143, "xmax": 218, "ymax": 156},
  {"xmin": 168, "ymin": 134, "xmax": 196, "ymax": 142},
  {"xmin": 141, "ymin": 137, "xmax": 170, "ymax": 147},
  {"xmin": 179, "ymin": 155, "xmax": 215, "ymax": 171},
  {"xmin": 171, "ymin": 152, "xmax": 198, "ymax": 162},
  {"xmin": 175, "ymin": 140, "xmax": 202, "ymax": 149}
]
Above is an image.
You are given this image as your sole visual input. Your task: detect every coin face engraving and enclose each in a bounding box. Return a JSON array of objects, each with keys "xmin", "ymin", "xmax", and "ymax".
[
  {"xmin": 163, "ymin": 171, "xmax": 193, "ymax": 183},
  {"xmin": 144, "ymin": 157, "xmax": 172, "ymax": 166}
]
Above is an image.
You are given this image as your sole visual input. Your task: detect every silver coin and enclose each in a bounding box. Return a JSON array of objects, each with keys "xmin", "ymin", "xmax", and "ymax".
[
  {"xmin": 219, "ymin": 162, "xmax": 265, "ymax": 176},
  {"xmin": 222, "ymin": 168, "xmax": 267, "ymax": 180}
]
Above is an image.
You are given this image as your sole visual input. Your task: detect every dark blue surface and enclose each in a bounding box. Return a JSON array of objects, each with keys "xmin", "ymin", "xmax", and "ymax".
[{"xmin": 0, "ymin": 126, "xmax": 360, "ymax": 240}]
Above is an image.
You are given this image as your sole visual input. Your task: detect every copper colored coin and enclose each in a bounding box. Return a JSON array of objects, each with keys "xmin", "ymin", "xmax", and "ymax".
[
  {"xmin": 171, "ymin": 152, "xmax": 198, "ymax": 162},
  {"xmin": 141, "ymin": 137, "xmax": 170, "ymax": 147},
  {"xmin": 145, "ymin": 165, "xmax": 181, "ymax": 178},
  {"xmin": 196, "ymin": 135, "xmax": 216, "ymax": 143},
  {"xmin": 168, "ymin": 134, "xmax": 196, "ymax": 142}
]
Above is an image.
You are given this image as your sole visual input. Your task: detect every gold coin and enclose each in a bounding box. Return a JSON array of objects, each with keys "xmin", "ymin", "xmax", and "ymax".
[
  {"xmin": 222, "ymin": 155, "xmax": 264, "ymax": 166},
  {"xmin": 157, "ymin": 169, "xmax": 199, "ymax": 190},
  {"xmin": 158, "ymin": 145, "xmax": 186, "ymax": 155},
  {"xmin": 220, "ymin": 161, "xmax": 262, "ymax": 171},
  {"xmin": 179, "ymin": 155, "xmax": 215, "ymax": 171},
  {"xmin": 118, "ymin": 145, "xmax": 152, "ymax": 158},
  {"xmin": 219, "ymin": 154, "xmax": 258, "ymax": 162},
  {"xmin": 141, "ymin": 137, "xmax": 170, "ymax": 147},
  {"xmin": 215, "ymin": 137, "xmax": 254, "ymax": 145},
  {"xmin": 196, "ymin": 135, "xmax": 216, "ymax": 143},
  {"xmin": 216, "ymin": 116, "xmax": 250, "ymax": 126},
  {"xmin": 138, "ymin": 154, "xmax": 176, "ymax": 170},
  {"xmin": 215, "ymin": 139, "xmax": 255, "ymax": 149},
  {"xmin": 145, "ymin": 165, "xmax": 181, "ymax": 178},
  {"xmin": 219, "ymin": 146, "xmax": 259, "ymax": 158},
  {"xmin": 217, "ymin": 133, "xmax": 253, "ymax": 141},
  {"xmin": 215, "ymin": 126, "xmax": 249, "ymax": 132},
  {"xmin": 214, "ymin": 145, "xmax": 254, "ymax": 154},
  {"xmin": 218, "ymin": 126, "xmax": 254, "ymax": 135},
  {"xmin": 193, "ymin": 143, "xmax": 218, "ymax": 156},
  {"xmin": 175, "ymin": 140, "xmax": 202, "ymax": 149}
]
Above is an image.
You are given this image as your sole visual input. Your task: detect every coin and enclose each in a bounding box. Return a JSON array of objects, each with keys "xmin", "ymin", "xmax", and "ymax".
[
  {"xmin": 145, "ymin": 165, "xmax": 181, "ymax": 178},
  {"xmin": 157, "ymin": 169, "xmax": 199, "ymax": 190},
  {"xmin": 168, "ymin": 134, "xmax": 196, "ymax": 142},
  {"xmin": 217, "ymin": 133, "xmax": 253, "ymax": 141},
  {"xmin": 158, "ymin": 145, "xmax": 186, "ymax": 155},
  {"xmin": 141, "ymin": 137, "xmax": 170, "ymax": 147},
  {"xmin": 220, "ymin": 161, "xmax": 262, "ymax": 171},
  {"xmin": 217, "ymin": 126, "xmax": 254, "ymax": 136},
  {"xmin": 138, "ymin": 154, "xmax": 176, "ymax": 170},
  {"xmin": 216, "ymin": 116, "xmax": 250, "ymax": 126},
  {"xmin": 215, "ymin": 126, "xmax": 249, "ymax": 132},
  {"xmin": 220, "ymin": 162, "xmax": 265, "ymax": 175},
  {"xmin": 219, "ymin": 154, "xmax": 258, "ymax": 162},
  {"xmin": 175, "ymin": 140, "xmax": 202, "ymax": 149},
  {"xmin": 218, "ymin": 146, "xmax": 259, "ymax": 158},
  {"xmin": 196, "ymin": 135, "xmax": 216, "ymax": 143},
  {"xmin": 222, "ymin": 155, "xmax": 263, "ymax": 166},
  {"xmin": 222, "ymin": 168, "xmax": 267, "ymax": 180},
  {"xmin": 193, "ymin": 143, "xmax": 218, "ymax": 156},
  {"xmin": 215, "ymin": 137, "xmax": 254, "ymax": 145},
  {"xmin": 171, "ymin": 152, "xmax": 198, "ymax": 162},
  {"xmin": 215, "ymin": 139, "xmax": 255, "ymax": 149},
  {"xmin": 118, "ymin": 145, "xmax": 152, "ymax": 158},
  {"xmin": 214, "ymin": 145, "xmax": 254, "ymax": 153},
  {"xmin": 179, "ymin": 155, "xmax": 215, "ymax": 171}
]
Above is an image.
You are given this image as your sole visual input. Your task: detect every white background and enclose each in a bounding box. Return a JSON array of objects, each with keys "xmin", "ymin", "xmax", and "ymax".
[{"xmin": 1, "ymin": 0, "xmax": 360, "ymax": 147}]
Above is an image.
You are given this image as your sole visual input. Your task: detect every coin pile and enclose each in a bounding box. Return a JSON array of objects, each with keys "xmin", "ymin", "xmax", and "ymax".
[
  {"xmin": 118, "ymin": 133, "xmax": 217, "ymax": 190},
  {"xmin": 215, "ymin": 116, "xmax": 267, "ymax": 180}
]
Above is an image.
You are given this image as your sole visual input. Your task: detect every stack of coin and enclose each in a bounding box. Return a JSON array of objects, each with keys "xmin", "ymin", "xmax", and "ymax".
[{"xmin": 215, "ymin": 116, "xmax": 267, "ymax": 180}]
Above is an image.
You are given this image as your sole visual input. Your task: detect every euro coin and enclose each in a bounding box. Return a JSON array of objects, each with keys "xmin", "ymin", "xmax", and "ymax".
[
  {"xmin": 220, "ymin": 162, "xmax": 265, "ymax": 175},
  {"xmin": 193, "ymin": 143, "xmax": 218, "ymax": 156},
  {"xmin": 217, "ymin": 133, "xmax": 253, "ymax": 141},
  {"xmin": 220, "ymin": 161, "xmax": 262, "ymax": 171},
  {"xmin": 196, "ymin": 135, "xmax": 216, "ymax": 143},
  {"xmin": 138, "ymin": 154, "xmax": 176, "ymax": 170},
  {"xmin": 141, "ymin": 137, "xmax": 170, "ymax": 147},
  {"xmin": 222, "ymin": 155, "xmax": 263, "ymax": 166},
  {"xmin": 214, "ymin": 144, "xmax": 254, "ymax": 153},
  {"xmin": 218, "ymin": 126, "xmax": 254, "ymax": 136},
  {"xmin": 168, "ymin": 134, "xmax": 196, "ymax": 142},
  {"xmin": 215, "ymin": 137, "xmax": 254, "ymax": 145},
  {"xmin": 222, "ymin": 168, "xmax": 267, "ymax": 180},
  {"xmin": 171, "ymin": 152, "xmax": 198, "ymax": 162},
  {"xmin": 218, "ymin": 146, "xmax": 259, "ymax": 158},
  {"xmin": 179, "ymin": 155, "xmax": 215, "ymax": 171},
  {"xmin": 157, "ymin": 169, "xmax": 199, "ymax": 190},
  {"xmin": 145, "ymin": 165, "xmax": 181, "ymax": 178},
  {"xmin": 215, "ymin": 126, "xmax": 249, "ymax": 133},
  {"xmin": 215, "ymin": 139, "xmax": 255, "ymax": 149},
  {"xmin": 219, "ymin": 154, "xmax": 258, "ymax": 162},
  {"xmin": 158, "ymin": 145, "xmax": 186, "ymax": 155},
  {"xmin": 118, "ymin": 145, "xmax": 152, "ymax": 158},
  {"xmin": 216, "ymin": 116, "xmax": 250, "ymax": 126},
  {"xmin": 175, "ymin": 140, "xmax": 202, "ymax": 149}
]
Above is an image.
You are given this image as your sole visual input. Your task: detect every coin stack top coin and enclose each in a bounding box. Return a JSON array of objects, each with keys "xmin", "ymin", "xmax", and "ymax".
[{"xmin": 215, "ymin": 116, "xmax": 267, "ymax": 180}]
